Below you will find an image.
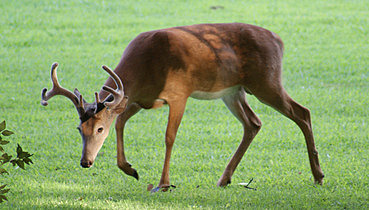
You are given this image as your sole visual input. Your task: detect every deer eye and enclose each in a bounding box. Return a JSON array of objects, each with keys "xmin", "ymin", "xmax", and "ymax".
[{"xmin": 97, "ymin": 127, "xmax": 104, "ymax": 133}]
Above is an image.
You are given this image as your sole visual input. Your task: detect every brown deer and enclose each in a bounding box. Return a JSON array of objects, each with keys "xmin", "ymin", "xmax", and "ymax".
[{"xmin": 41, "ymin": 23, "xmax": 324, "ymax": 191}]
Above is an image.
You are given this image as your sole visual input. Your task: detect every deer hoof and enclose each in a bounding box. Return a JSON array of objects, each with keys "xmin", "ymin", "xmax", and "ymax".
[
  {"xmin": 315, "ymin": 177, "xmax": 324, "ymax": 185},
  {"xmin": 132, "ymin": 168, "xmax": 139, "ymax": 180},
  {"xmin": 150, "ymin": 185, "xmax": 176, "ymax": 193},
  {"xmin": 118, "ymin": 162, "xmax": 139, "ymax": 180},
  {"xmin": 217, "ymin": 176, "xmax": 232, "ymax": 187},
  {"xmin": 314, "ymin": 172, "xmax": 324, "ymax": 185}
]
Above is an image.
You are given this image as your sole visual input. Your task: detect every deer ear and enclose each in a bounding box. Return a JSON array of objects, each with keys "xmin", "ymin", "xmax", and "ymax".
[{"xmin": 112, "ymin": 96, "xmax": 129, "ymax": 114}]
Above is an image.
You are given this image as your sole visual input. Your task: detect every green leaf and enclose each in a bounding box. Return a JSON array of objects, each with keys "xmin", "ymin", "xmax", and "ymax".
[
  {"xmin": 16, "ymin": 160, "xmax": 25, "ymax": 169},
  {"xmin": 1, "ymin": 130, "xmax": 14, "ymax": 136},
  {"xmin": 23, "ymin": 157, "xmax": 33, "ymax": 165},
  {"xmin": 0, "ymin": 185, "xmax": 6, "ymax": 190},
  {"xmin": 0, "ymin": 168, "xmax": 8, "ymax": 175},
  {"xmin": 0, "ymin": 121, "xmax": 5, "ymax": 132},
  {"xmin": 0, "ymin": 146, "xmax": 3, "ymax": 153},
  {"xmin": 18, "ymin": 152, "xmax": 26, "ymax": 159},
  {"xmin": 0, "ymin": 194, "xmax": 8, "ymax": 202},
  {"xmin": 0, "ymin": 189, "xmax": 10, "ymax": 194},
  {"xmin": 1, "ymin": 153, "xmax": 12, "ymax": 164},
  {"xmin": 0, "ymin": 140, "xmax": 9, "ymax": 145},
  {"xmin": 10, "ymin": 159, "xmax": 16, "ymax": 167},
  {"xmin": 16, "ymin": 144, "xmax": 23, "ymax": 155},
  {"xmin": 18, "ymin": 151, "xmax": 32, "ymax": 159}
]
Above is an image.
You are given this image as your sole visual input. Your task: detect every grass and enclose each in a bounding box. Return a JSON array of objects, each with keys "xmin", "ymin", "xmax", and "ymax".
[{"xmin": 1, "ymin": 0, "xmax": 368, "ymax": 209}]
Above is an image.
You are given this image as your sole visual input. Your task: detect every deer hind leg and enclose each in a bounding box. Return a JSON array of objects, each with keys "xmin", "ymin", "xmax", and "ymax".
[
  {"xmin": 217, "ymin": 88, "xmax": 262, "ymax": 187},
  {"xmin": 252, "ymin": 85, "xmax": 324, "ymax": 184},
  {"xmin": 115, "ymin": 103, "xmax": 142, "ymax": 180}
]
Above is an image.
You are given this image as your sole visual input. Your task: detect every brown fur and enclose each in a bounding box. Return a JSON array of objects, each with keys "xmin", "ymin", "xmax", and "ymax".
[
  {"xmin": 106, "ymin": 23, "xmax": 323, "ymax": 188},
  {"xmin": 101, "ymin": 23, "xmax": 284, "ymax": 107},
  {"xmin": 43, "ymin": 23, "xmax": 324, "ymax": 190}
]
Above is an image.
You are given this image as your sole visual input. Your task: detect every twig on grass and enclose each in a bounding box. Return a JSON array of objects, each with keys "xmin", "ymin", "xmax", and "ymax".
[{"xmin": 238, "ymin": 178, "xmax": 257, "ymax": 191}]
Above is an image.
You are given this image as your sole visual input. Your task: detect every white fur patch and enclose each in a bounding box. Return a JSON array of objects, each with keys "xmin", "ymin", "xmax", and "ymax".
[{"xmin": 190, "ymin": 86, "xmax": 239, "ymax": 100}]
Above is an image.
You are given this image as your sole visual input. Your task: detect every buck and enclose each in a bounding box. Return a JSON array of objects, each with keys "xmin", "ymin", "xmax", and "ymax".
[{"xmin": 41, "ymin": 23, "xmax": 324, "ymax": 191}]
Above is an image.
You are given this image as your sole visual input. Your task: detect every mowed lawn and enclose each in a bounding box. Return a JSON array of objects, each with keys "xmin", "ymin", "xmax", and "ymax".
[{"xmin": 0, "ymin": 0, "xmax": 368, "ymax": 209}]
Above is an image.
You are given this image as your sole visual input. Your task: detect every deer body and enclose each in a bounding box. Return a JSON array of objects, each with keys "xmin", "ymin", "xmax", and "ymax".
[
  {"xmin": 101, "ymin": 23, "xmax": 283, "ymax": 105},
  {"xmin": 42, "ymin": 23, "xmax": 324, "ymax": 191}
]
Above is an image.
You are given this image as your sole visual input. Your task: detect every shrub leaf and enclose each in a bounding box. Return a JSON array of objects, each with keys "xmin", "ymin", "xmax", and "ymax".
[
  {"xmin": 16, "ymin": 144, "xmax": 23, "ymax": 155},
  {"xmin": 0, "ymin": 140, "xmax": 9, "ymax": 145},
  {"xmin": 0, "ymin": 168, "xmax": 8, "ymax": 175},
  {"xmin": 0, "ymin": 194, "xmax": 8, "ymax": 202},
  {"xmin": 0, "ymin": 188, "xmax": 10, "ymax": 194},
  {"xmin": 0, "ymin": 121, "xmax": 5, "ymax": 132},
  {"xmin": 16, "ymin": 160, "xmax": 25, "ymax": 170},
  {"xmin": 1, "ymin": 153, "xmax": 12, "ymax": 164},
  {"xmin": 1, "ymin": 130, "xmax": 14, "ymax": 136}
]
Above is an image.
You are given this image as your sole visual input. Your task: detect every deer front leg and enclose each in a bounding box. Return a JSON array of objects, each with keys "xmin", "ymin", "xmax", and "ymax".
[
  {"xmin": 115, "ymin": 104, "xmax": 141, "ymax": 180},
  {"xmin": 152, "ymin": 99, "xmax": 187, "ymax": 192}
]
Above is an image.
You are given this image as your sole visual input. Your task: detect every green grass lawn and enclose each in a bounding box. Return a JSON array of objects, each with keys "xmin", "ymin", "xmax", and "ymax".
[{"xmin": 1, "ymin": 0, "xmax": 368, "ymax": 209}]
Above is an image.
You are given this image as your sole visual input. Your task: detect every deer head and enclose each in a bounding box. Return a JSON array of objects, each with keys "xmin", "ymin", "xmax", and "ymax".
[{"xmin": 41, "ymin": 63, "xmax": 128, "ymax": 168}]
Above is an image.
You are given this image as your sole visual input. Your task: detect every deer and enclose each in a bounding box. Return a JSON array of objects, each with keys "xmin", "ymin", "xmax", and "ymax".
[{"xmin": 41, "ymin": 23, "xmax": 324, "ymax": 191}]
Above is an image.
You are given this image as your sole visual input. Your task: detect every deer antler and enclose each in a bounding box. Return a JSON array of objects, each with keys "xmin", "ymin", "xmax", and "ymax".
[
  {"xmin": 101, "ymin": 65, "xmax": 125, "ymax": 109},
  {"xmin": 94, "ymin": 92, "xmax": 100, "ymax": 104},
  {"xmin": 41, "ymin": 63, "xmax": 86, "ymax": 116}
]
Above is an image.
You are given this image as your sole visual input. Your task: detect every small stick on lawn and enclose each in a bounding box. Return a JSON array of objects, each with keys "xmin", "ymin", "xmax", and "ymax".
[{"xmin": 239, "ymin": 178, "xmax": 257, "ymax": 191}]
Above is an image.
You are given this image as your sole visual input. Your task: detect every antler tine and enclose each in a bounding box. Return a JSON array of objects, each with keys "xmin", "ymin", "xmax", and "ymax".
[
  {"xmin": 79, "ymin": 95, "xmax": 84, "ymax": 108},
  {"xmin": 101, "ymin": 65, "xmax": 124, "ymax": 108},
  {"xmin": 94, "ymin": 92, "xmax": 100, "ymax": 104},
  {"xmin": 102, "ymin": 65, "xmax": 123, "ymax": 91},
  {"xmin": 41, "ymin": 63, "xmax": 85, "ymax": 116},
  {"xmin": 93, "ymin": 92, "xmax": 101, "ymax": 114}
]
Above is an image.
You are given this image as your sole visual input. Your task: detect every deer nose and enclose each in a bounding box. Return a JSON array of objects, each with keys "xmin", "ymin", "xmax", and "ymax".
[{"xmin": 80, "ymin": 160, "xmax": 93, "ymax": 168}]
